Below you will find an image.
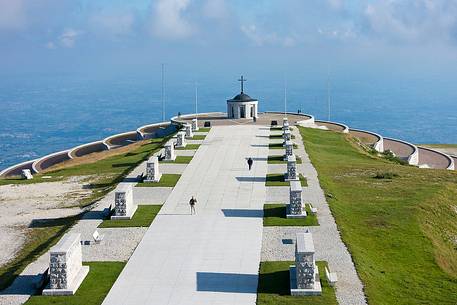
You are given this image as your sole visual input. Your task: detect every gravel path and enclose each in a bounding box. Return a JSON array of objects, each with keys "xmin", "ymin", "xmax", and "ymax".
[{"xmin": 263, "ymin": 127, "xmax": 367, "ymax": 305}]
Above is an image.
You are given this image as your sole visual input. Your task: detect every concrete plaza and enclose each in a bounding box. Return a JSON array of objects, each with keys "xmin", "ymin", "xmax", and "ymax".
[{"xmin": 102, "ymin": 125, "xmax": 269, "ymax": 305}]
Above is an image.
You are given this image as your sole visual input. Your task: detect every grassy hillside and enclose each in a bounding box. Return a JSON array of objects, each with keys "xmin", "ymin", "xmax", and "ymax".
[{"xmin": 299, "ymin": 127, "xmax": 457, "ymax": 305}]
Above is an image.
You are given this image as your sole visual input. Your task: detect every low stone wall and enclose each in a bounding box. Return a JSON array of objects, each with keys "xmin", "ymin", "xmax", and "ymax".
[
  {"xmin": 0, "ymin": 159, "xmax": 37, "ymax": 177},
  {"xmin": 103, "ymin": 131, "xmax": 139, "ymax": 148},
  {"xmin": 32, "ymin": 150, "xmax": 72, "ymax": 172},
  {"xmin": 68, "ymin": 141, "xmax": 109, "ymax": 158},
  {"xmin": 383, "ymin": 137, "xmax": 419, "ymax": 165},
  {"xmin": 417, "ymin": 146, "xmax": 454, "ymax": 170},
  {"xmin": 315, "ymin": 120, "xmax": 349, "ymax": 133},
  {"xmin": 137, "ymin": 122, "xmax": 177, "ymax": 140},
  {"xmin": 349, "ymin": 128, "xmax": 384, "ymax": 152}
]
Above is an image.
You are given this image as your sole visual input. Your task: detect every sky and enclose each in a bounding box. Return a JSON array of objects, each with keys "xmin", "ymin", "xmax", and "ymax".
[{"xmin": 1, "ymin": 0, "xmax": 457, "ymax": 79}]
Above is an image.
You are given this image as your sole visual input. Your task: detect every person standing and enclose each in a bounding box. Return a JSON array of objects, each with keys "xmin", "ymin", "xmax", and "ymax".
[
  {"xmin": 189, "ymin": 196, "xmax": 197, "ymax": 215},
  {"xmin": 247, "ymin": 157, "xmax": 253, "ymax": 170}
]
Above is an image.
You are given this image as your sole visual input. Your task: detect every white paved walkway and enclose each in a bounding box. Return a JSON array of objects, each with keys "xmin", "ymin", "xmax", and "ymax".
[{"xmin": 102, "ymin": 125, "xmax": 269, "ymax": 305}]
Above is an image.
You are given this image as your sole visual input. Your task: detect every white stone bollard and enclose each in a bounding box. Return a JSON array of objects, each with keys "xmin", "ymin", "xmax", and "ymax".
[
  {"xmin": 185, "ymin": 124, "xmax": 193, "ymax": 138},
  {"xmin": 286, "ymin": 154, "xmax": 298, "ymax": 181},
  {"xmin": 144, "ymin": 156, "xmax": 162, "ymax": 182},
  {"xmin": 287, "ymin": 180, "xmax": 306, "ymax": 218},
  {"xmin": 164, "ymin": 143, "xmax": 176, "ymax": 161},
  {"xmin": 43, "ymin": 233, "xmax": 89, "ymax": 296},
  {"xmin": 283, "ymin": 129, "xmax": 291, "ymax": 142},
  {"xmin": 283, "ymin": 117, "xmax": 289, "ymax": 130},
  {"xmin": 284, "ymin": 140, "xmax": 294, "ymax": 160},
  {"xmin": 290, "ymin": 232, "xmax": 322, "ymax": 296},
  {"xmin": 192, "ymin": 118, "xmax": 199, "ymax": 131},
  {"xmin": 21, "ymin": 169, "xmax": 33, "ymax": 180},
  {"xmin": 111, "ymin": 184, "xmax": 137, "ymax": 220},
  {"xmin": 176, "ymin": 131, "xmax": 187, "ymax": 148}
]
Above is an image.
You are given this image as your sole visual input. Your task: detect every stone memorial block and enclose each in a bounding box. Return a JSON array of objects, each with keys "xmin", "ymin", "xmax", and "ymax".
[
  {"xmin": 283, "ymin": 117, "xmax": 290, "ymax": 130},
  {"xmin": 144, "ymin": 156, "xmax": 162, "ymax": 182},
  {"xmin": 287, "ymin": 180, "xmax": 306, "ymax": 218},
  {"xmin": 286, "ymin": 154, "xmax": 298, "ymax": 181},
  {"xmin": 42, "ymin": 233, "xmax": 89, "ymax": 296},
  {"xmin": 283, "ymin": 129, "xmax": 292, "ymax": 142},
  {"xmin": 185, "ymin": 124, "xmax": 193, "ymax": 138},
  {"xmin": 284, "ymin": 140, "xmax": 294, "ymax": 160},
  {"xmin": 21, "ymin": 169, "xmax": 33, "ymax": 180},
  {"xmin": 176, "ymin": 131, "xmax": 187, "ymax": 148},
  {"xmin": 111, "ymin": 184, "xmax": 137, "ymax": 220},
  {"xmin": 164, "ymin": 143, "xmax": 176, "ymax": 161},
  {"xmin": 290, "ymin": 232, "xmax": 322, "ymax": 296},
  {"xmin": 192, "ymin": 118, "xmax": 199, "ymax": 131}
]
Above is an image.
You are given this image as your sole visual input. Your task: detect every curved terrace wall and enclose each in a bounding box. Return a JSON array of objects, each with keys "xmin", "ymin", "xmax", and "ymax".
[
  {"xmin": 315, "ymin": 120, "xmax": 350, "ymax": 133},
  {"xmin": 137, "ymin": 121, "xmax": 177, "ymax": 140},
  {"xmin": 384, "ymin": 137, "xmax": 419, "ymax": 165},
  {"xmin": 103, "ymin": 131, "xmax": 139, "ymax": 148},
  {"xmin": 0, "ymin": 159, "xmax": 37, "ymax": 177},
  {"xmin": 32, "ymin": 150, "xmax": 72, "ymax": 172},
  {"xmin": 349, "ymin": 128, "xmax": 384, "ymax": 152},
  {"xmin": 68, "ymin": 141, "xmax": 109, "ymax": 158},
  {"xmin": 417, "ymin": 146, "xmax": 454, "ymax": 170}
]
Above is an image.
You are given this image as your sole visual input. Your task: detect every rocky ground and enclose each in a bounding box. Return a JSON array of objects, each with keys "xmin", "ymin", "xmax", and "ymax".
[{"xmin": 0, "ymin": 176, "xmax": 92, "ymax": 267}]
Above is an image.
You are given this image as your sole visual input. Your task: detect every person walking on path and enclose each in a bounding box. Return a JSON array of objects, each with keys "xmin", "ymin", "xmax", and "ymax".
[
  {"xmin": 189, "ymin": 196, "xmax": 197, "ymax": 215},
  {"xmin": 247, "ymin": 157, "xmax": 253, "ymax": 171}
]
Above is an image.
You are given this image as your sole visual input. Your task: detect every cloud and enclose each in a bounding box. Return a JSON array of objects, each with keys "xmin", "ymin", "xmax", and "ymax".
[
  {"xmin": 363, "ymin": 0, "xmax": 457, "ymax": 45},
  {"xmin": 59, "ymin": 28, "xmax": 82, "ymax": 48},
  {"xmin": 89, "ymin": 10, "xmax": 135, "ymax": 38},
  {"xmin": 150, "ymin": 0, "xmax": 194, "ymax": 39},
  {"xmin": 241, "ymin": 24, "xmax": 296, "ymax": 47},
  {"xmin": 0, "ymin": 0, "xmax": 26, "ymax": 30},
  {"xmin": 45, "ymin": 41, "xmax": 56, "ymax": 49},
  {"xmin": 203, "ymin": 0, "xmax": 228, "ymax": 20}
]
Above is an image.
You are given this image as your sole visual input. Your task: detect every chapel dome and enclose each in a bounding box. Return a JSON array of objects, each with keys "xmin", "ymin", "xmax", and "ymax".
[{"xmin": 230, "ymin": 92, "xmax": 256, "ymax": 102}]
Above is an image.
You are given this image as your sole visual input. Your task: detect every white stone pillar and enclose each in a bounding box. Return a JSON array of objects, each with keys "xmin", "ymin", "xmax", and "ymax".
[
  {"xmin": 112, "ymin": 184, "xmax": 137, "ymax": 220},
  {"xmin": 287, "ymin": 180, "xmax": 306, "ymax": 218},
  {"xmin": 21, "ymin": 169, "xmax": 33, "ymax": 180},
  {"xmin": 43, "ymin": 233, "xmax": 89, "ymax": 295},
  {"xmin": 283, "ymin": 129, "xmax": 291, "ymax": 142},
  {"xmin": 164, "ymin": 143, "xmax": 176, "ymax": 161},
  {"xmin": 290, "ymin": 232, "xmax": 321, "ymax": 296},
  {"xmin": 144, "ymin": 156, "xmax": 162, "ymax": 182},
  {"xmin": 176, "ymin": 131, "xmax": 187, "ymax": 148},
  {"xmin": 286, "ymin": 154, "xmax": 298, "ymax": 181},
  {"xmin": 185, "ymin": 124, "xmax": 193, "ymax": 138},
  {"xmin": 284, "ymin": 140, "xmax": 294, "ymax": 160},
  {"xmin": 192, "ymin": 118, "xmax": 199, "ymax": 131},
  {"xmin": 283, "ymin": 117, "xmax": 289, "ymax": 129}
]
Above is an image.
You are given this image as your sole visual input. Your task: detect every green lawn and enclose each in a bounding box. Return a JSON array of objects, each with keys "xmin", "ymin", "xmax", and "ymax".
[
  {"xmin": 263, "ymin": 203, "xmax": 318, "ymax": 226},
  {"xmin": 198, "ymin": 127, "xmax": 211, "ymax": 132},
  {"xmin": 268, "ymin": 155, "xmax": 302, "ymax": 164},
  {"xmin": 269, "ymin": 134, "xmax": 295, "ymax": 139},
  {"xmin": 269, "ymin": 143, "xmax": 298, "ymax": 149},
  {"xmin": 192, "ymin": 134, "xmax": 206, "ymax": 140},
  {"xmin": 136, "ymin": 174, "xmax": 181, "ymax": 187},
  {"xmin": 25, "ymin": 262, "xmax": 125, "ymax": 305},
  {"xmin": 98, "ymin": 205, "xmax": 162, "ymax": 228},
  {"xmin": 175, "ymin": 144, "xmax": 201, "ymax": 150},
  {"xmin": 299, "ymin": 127, "xmax": 457, "ymax": 305},
  {"xmin": 161, "ymin": 156, "xmax": 193, "ymax": 164},
  {"xmin": 257, "ymin": 261, "xmax": 336, "ymax": 305},
  {"xmin": 265, "ymin": 174, "xmax": 307, "ymax": 186}
]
